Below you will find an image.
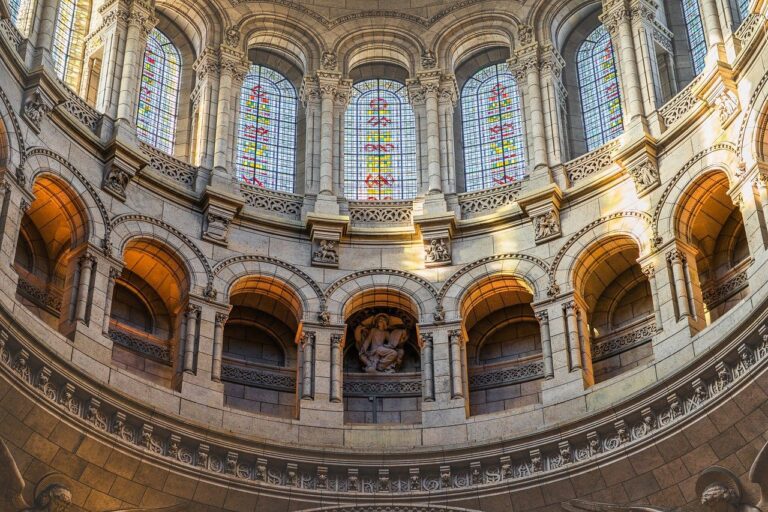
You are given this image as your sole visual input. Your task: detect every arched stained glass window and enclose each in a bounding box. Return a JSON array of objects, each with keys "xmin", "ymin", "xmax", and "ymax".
[
  {"xmin": 235, "ymin": 65, "xmax": 297, "ymax": 192},
  {"xmin": 136, "ymin": 29, "xmax": 181, "ymax": 154},
  {"xmin": 343, "ymin": 79, "xmax": 417, "ymax": 200},
  {"xmin": 52, "ymin": 0, "xmax": 88, "ymax": 84},
  {"xmin": 682, "ymin": 0, "xmax": 707, "ymax": 75},
  {"xmin": 577, "ymin": 24, "xmax": 623, "ymax": 152},
  {"xmin": 461, "ymin": 63, "xmax": 527, "ymax": 191}
]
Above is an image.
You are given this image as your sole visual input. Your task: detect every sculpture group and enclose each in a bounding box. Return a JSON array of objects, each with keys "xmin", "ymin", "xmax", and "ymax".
[{"xmin": 353, "ymin": 313, "xmax": 409, "ymax": 373}]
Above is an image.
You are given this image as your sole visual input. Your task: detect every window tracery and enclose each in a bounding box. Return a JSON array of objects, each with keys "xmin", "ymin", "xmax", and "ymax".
[
  {"xmin": 235, "ymin": 65, "xmax": 298, "ymax": 193},
  {"xmin": 136, "ymin": 29, "xmax": 182, "ymax": 155},
  {"xmin": 343, "ymin": 79, "xmax": 417, "ymax": 201},
  {"xmin": 682, "ymin": 0, "xmax": 707, "ymax": 75},
  {"xmin": 460, "ymin": 63, "xmax": 527, "ymax": 191}
]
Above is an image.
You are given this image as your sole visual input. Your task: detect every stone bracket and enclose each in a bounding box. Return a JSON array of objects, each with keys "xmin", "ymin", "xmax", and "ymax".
[
  {"xmin": 694, "ymin": 55, "xmax": 741, "ymax": 129},
  {"xmin": 307, "ymin": 213, "xmax": 348, "ymax": 268},
  {"xmin": 414, "ymin": 212, "xmax": 456, "ymax": 268},
  {"xmin": 518, "ymin": 183, "xmax": 563, "ymax": 244},
  {"xmin": 614, "ymin": 130, "xmax": 660, "ymax": 198},
  {"xmin": 202, "ymin": 186, "xmax": 245, "ymax": 246},
  {"xmin": 102, "ymin": 138, "xmax": 149, "ymax": 201}
]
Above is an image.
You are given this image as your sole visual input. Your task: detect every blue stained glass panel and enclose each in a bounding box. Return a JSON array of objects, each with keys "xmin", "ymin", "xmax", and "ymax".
[
  {"xmin": 235, "ymin": 65, "xmax": 297, "ymax": 193},
  {"xmin": 461, "ymin": 63, "xmax": 527, "ymax": 191},
  {"xmin": 52, "ymin": 0, "xmax": 80, "ymax": 81},
  {"xmin": 738, "ymin": 0, "xmax": 750, "ymax": 21},
  {"xmin": 343, "ymin": 79, "xmax": 417, "ymax": 200},
  {"xmin": 682, "ymin": 0, "xmax": 707, "ymax": 75},
  {"xmin": 577, "ymin": 24, "xmax": 624, "ymax": 151},
  {"xmin": 136, "ymin": 29, "xmax": 182, "ymax": 154}
]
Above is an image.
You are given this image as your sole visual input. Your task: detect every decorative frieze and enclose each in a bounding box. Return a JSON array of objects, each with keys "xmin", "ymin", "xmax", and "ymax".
[
  {"xmin": 240, "ymin": 183, "xmax": 303, "ymax": 220},
  {"xmin": 220, "ymin": 362, "xmax": 296, "ymax": 393},
  {"xmin": 108, "ymin": 327, "xmax": 171, "ymax": 364},
  {"xmin": 141, "ymin": 143, "xmax": 197, "ymax": 189},
  {"xmin": 456, "ymin": 181, "xmax": 522, "ymax": 219},
  {"xmin": 468, "ymin": 360, "xmax": 545, "ymax": 390},
  {"xmin": 564, "ymin": 140, "xmax": 619, "ymax": 185},
  {"xmin": 348, "ymin": 201, "xmax": 413, "ymax": 225},
  {"xmin": 591, "ymin": 318, "xmax": 656, "ymax": 361}
]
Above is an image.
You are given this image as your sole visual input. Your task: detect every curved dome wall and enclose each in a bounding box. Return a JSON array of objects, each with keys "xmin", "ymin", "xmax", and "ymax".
[{"xmin": 0, "ymin": 0, "xmax": 768, "ymax": 510}]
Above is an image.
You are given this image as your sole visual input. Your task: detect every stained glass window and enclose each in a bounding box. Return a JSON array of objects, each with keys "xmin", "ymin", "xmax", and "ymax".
[
  {"xmin": 461, "ymin": 63, "xmax": 527, "ymax": 191},
  {"xmin": 577, "ymin": 24, "xmax": 624, "ymax": 152},
  {"xmin": 682, "ymin": 0, "xmax": 707, "ymax": 75},
  {"xmin": 136, "ymin": 29, "xmax": 181, "ymax": 154},
  {"xmin": 9, "ymin": 0, "xmax": 30, "ymax": 28},
  {"xmin": 343, "ymin": 79, "xmax": 417, "ymax": 200},
  {"xmin": 235, "ymin": 65, "xmax": 297, "ymax": 192},
  {"xmin": 738, "ymin": 0, "xmax": 750, "ymax": 21},
  {"xmin": 52, "ymin": 0, "xmax": 85, "ymax": 82}
]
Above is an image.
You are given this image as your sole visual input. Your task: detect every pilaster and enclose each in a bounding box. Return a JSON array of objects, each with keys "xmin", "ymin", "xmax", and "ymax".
[{"xmin": 420, "ymin": 324, "xmax": 468, "ymax": 426}]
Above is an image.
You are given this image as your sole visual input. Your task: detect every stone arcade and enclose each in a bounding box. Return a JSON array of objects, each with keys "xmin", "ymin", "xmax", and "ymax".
[{"xmin": 0, "ymin": 0, "xmax": 768, "ymax": 510}]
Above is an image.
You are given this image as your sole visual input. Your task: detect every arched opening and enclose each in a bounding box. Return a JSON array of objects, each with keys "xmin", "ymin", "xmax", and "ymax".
[
  {"xmin": 460, "ymin": 275, "xmax": 543, "ymax": 416},
  {"xmin": 108, "ymin": 239, "xmax": 189, "ymax": 387},
  {"xmin": 342, "ymin": 288, "xmax": 421, "ymax": 424},
  {"xmin": 13, "ymin": 175, "xmax": 89, "ymax": 334},
  {"xmin": 573, "ymin": 236, "xmax": 656, "ymax": 384},
  {"xmin": 221, "ymin": 276, "xmax": 301, "ymax": 419},
  {"xmin": 674, "ymin": 170, "xmax": 750, "ymax": 325}
]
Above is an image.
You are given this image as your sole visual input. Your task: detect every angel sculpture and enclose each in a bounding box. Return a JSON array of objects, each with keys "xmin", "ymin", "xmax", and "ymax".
[
  {"xmin": 354, "ymin": 313, "xmax": 408, "ymax": 373},
  {"xmin": 0, "ymin": 438, "xmax": 186, "ymax": 512}
]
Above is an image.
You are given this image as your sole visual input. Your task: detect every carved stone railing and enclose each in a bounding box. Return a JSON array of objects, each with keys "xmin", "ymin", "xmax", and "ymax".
[
  {"xmin": 58, "ymin": 80, "xmax": 102, "ymax": 133},
  {"xmin": 221, "ymin": 360, "xmax": 296, "ymax": 392},
  {"xmin": 239, "ymin": 183, "xmax": 303, "ymax": 221},
  {"xmin": 108, "ymin": 325, "xmax": 171, "ymax": 364},
  {"xmin": 468, "ymin": 359, "xmax": 544, "ymax": 390},
  {"xmin": 735, "ymin": 13, "xmax": 766, "ymax": 50},
  {"xmin": 343, "ymin": 373, "xmax": 422, "ymax": 397},
  {"xmin": 348, "ymin": 200, "xmax": 413, "ymax": 225},
  {"xmin": 16, "ymin": 277, "xmax": 62, "ymax": 315},
  {"xmin": 702, "ymin": 259, "xmax": 751, "ymax": 310},
  {"xmin": 659, "ymin": 74, "xmax": 703, "ymax": 128},
  {"xmin": 456, "ymin": 181, "xmax": 523, "ymax": 219},
  {"xmin": 591, "ymin": 317, "xmax": 656, "ymax": 361},
  {"xmin": 140, "ymin": 143, "xmax": 198, "ymax": 190},
  {"xmin": 564, "ymin": 140, "xmax": 619, "ymax": 185},
  {"xmin": 0, "ymin": 18, "xmax": 22, "ymax": 48}
]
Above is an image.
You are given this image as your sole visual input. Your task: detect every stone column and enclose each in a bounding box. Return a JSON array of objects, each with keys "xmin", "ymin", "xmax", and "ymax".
[
  {"xmin": 318, "ymin": 80, "xmax": 337, "ymax": 196},
  {"xmin": 300, "ymin": 76, "xmax": 321, "ymax": 195},
  {"xmin": 330, "ymin": 333, "xmax": 343, "ymax": 403},
  {"xmin": 448, "ymin": 329, "xmax": 464, "ymax": 399},
  {"xmin": 563, "ymin": 301, "xmax": 582, "ymax": 370},
  {"xmin": 211, "ymin": 312, "xmax": 227, "ymax": 382},
  {"xmin": 539, "ymin": 45, "xmax": 567, "ymax": 168},
  {"xmin": 31, "ymin": 0, "xmax": 59, "ymax": 68},
  {"xmin": 420, "ymin": 332, "xmax": 435, "ymax": 401},
  {"xmin": 115, "ymin": 2, "xmax": 156, "ymax": 129},
  {"xmin": 631, "ymin": 1, "xmax": 666, "ymax": 114},
  {"xmin": 535, "ymin": 310, "xmax": 554, "ymax": 379},
  {"xmin": 423, "ymin": 80, "xmax": 442, "ymax": 193},
  {"xmin": 300, "ymin": 331, "xmax": 316, "ymax": 400},
  {"xmin": 75, "ymin": 253, "xmax": 95, "ymax": 324},
  {"xmin": 101, "ymin": 267, "xmax": 121, "ymax": 334},
  {"xmin": 91, "ymin": 0, "xmax": 130, "ymax": 118},
  {"xmin": 438, "ymin": 79, "xmax": 458, "ymax": 194},
  {"xmin": 183, "ymin": 303, "xmax": 201, "ymax": 373},
  {"xmin": 700, "ymin": 0, "xmax": 724, "ymax": 47},
  {"xmin": 511, "ymin": 44, "xmax": 548, "ymax": 174},
  {"xmin": 642, "ymin": 263, "xmax": 664, "ymax": 331},
  {"xmin": 191, "ymin": 49, "xmax": 220, "ymax": 169},
  {"xmin": 667, "ymin": 249, "xmax": 691, "ymax": 319},
  {"xmin": 212, "ymin": 44, "xmax": 248, "ymax": 186},
  {"xmin": 602, "ymin": 3, "xmax": 644, "ymax": 121}
]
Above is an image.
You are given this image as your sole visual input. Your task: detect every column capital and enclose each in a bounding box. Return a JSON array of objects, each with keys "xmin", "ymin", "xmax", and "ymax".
[
  {"xmin": 300, "ymin": 75, "xmax": 321, "ymax": 106},
  {"xmin": 214, "ymin": 312, "xmax": 228, "ymax": 325},
  {"xmin": 193, "ymin": 48, "xmax": 220, "ymax": 82},
  {"xmin": 218, "ymin": 47, "xmax": 250, "ymax": 82}
]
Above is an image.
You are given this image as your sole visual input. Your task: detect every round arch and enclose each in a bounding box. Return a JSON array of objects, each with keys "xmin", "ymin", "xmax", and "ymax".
[
  {"xmin": 23, "ymin": 148, "xmax": 109, "ymax": 245},
  {"xmin": 652, "ymin": 144, "xmax": 740, "ymax": 243},
  {"xmin": 439, "ymin": 254, "xmax": 550, "ymax": 320},
  {"xmin": 109, "ymin": 214, "xmax": 211, "ymax": 296},
  {"xmin": 550, "ymin": 211, "xmax": 654, "ymax": 296},
  {"xmin": 324, "ymin": 270, "xmax": 438, "ymax": 325},
  {"xmin": 0, "ymin": 87, "xmax": 24, "ymax": 173},
  {"xmin": 213, "ymin": 255, "xmax": 324, "ymax": 321}
]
